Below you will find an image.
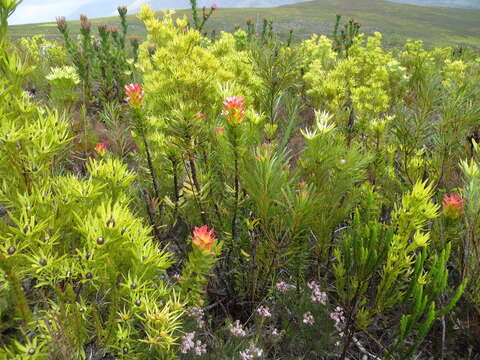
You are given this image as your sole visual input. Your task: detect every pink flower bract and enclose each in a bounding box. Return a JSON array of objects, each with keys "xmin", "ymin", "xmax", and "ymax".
[
  {"xmin": 192, "ymin": 225, "xmax": 217, "ymax": 254},
  {"xmin": 95, "ymin": 143, "xmax": 107, "ymax": 155},
  {"xmin": 443, "ymin": 193, "xmax": 465, "ymax": 219},
  {"xmin": 124, "ymin": 83, "xmax": 144, "ymax": 108},
  {"xmin": 223, "ymin": 96, "xmax": 245, "ymax": 125}
]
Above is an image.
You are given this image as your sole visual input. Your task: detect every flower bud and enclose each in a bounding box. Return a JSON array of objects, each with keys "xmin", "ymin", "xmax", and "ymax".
[
  {"xmin": 118, "ymin": 5, "xmax": 128, "ymax": 17},
  {"xmin": 56, "ymin": 16, "xmax": 67, "ymax": 32}
]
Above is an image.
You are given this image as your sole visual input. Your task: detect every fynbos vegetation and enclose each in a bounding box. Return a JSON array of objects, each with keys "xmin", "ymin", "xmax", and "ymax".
[{"xmin": 1, "ymin": 0, "xmax": 479, "ymax": 359}]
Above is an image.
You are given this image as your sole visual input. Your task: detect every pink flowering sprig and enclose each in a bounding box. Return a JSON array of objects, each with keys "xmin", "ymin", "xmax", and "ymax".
[
  {"xmin": 257, "ymin": 305, "xmax": 272, "ymax": 318},
  {"xmin": 276, "ymin": 281, "xmax": 296, "ymax": 294},
  {"xmin": 179, "ymin": 225, "xmax": 222, "ymax": 306},
  {"xmin": 189, "ymin": 0, "xmax": 217, "ymax": 32},
  {"xmin": 180, "ymin": 332, "xmax": 207, "ymax": 356},
  {"xmin": 239, "ymin": 343, "xmax": 263, "ymax": 360},
  {"xmin": 222, "ymin": 96, "xmax": 247, "ymax": 243},
  {"xmin": 230, "ymin": 320, "xmax": 247, "ymax": 337},
  {"xmin": 330, "ymin": 306, "xmax": 345, "ymax": 332},
  {"xmin": 187, "ymin": 308, "xmax": 206, "ymax": 329},
  {"xmin": 56, "ymin": 15, "xmax": 93, "ymax": 97},
  {"xmin": 124, "ymin": 83, "xmax": 162, "ymax": 238},
  {"xmin": 303, "ymin": 311, "xmax": 315, "ymax": 325},
  {"xmin": 330, "ymin": 307, "xmax": 346, "ymax": 347},
  {"xmin": 202, "ymin": 3, "xmax": 217, "ymax": 23},
  {"xmin": 307, "ymin": 281, "xmax": 327, "ymax": 305}
]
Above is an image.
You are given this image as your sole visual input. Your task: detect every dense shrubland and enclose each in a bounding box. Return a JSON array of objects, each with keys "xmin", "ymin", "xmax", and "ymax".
[{"xmin": 1, "ymin": 0, "xmax": 479, "ymax": 359}]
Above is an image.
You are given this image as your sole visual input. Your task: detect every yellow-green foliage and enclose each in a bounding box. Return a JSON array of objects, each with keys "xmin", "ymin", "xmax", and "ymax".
[
  {"xmin": 0, "ymin": 18, "xmax": 219, "ymax": 358},
  {"xmin": 2, "ymin": 1, "xmax": 480, "ymax": 357},
  {"xmin": 442, "ymin": 59, "xmax": 467, "ymax": 89},
  {"xmin": 0, "ymin": 76, "xmax": 182, "ymax": 357},
  {"xmin": 304, "ymin": 33, "xmax": 404, "ymax": 130},
  {"xmin": 376, "ymin": 181, "xmax": 439, "ymax": 312},
  {"xmin": 299, "ymin": 34, "xmax": 337, "ymax": 72},
  {"xmin": 460, "ymin": 155, "xmax": 480, "ymax": 305},
  {"xmin": 46, "ymin": 65, "xmax": 80, "ymax": 106},
  {"xmin": 333, "ymin": 182, "xmax": 464, "ymax": 358},
  {"xmin": 398, "ymin": 39, "xmax": 436, "ymax": 81},
  {"xmin": 299, "ymin": 111, "xmax": 372, "ymax": 259},
  {"xmin": 17, "ymin": 35, "xmax": 68, "ymax": 87},
  {"xmin": 209, "ymin": 31, "xmax": 261, "ymax": 100},
  {"xmin": 18, "ymin": 35, "xmax": 67, "ymax": 67},
  {"xmin": 138, "ymin": 6, "xmax": 233, "ymax": 118}
]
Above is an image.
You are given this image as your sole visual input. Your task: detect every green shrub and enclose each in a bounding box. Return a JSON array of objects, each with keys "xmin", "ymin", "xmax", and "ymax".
[
  {"xmin": 46, "ymin": 65, "xmax": 80, "ymax": 109},
  {"xmin": 0, "ymin": 4, "xmax": 220, "ymax": 358},
  {"xmin": 1, "ymin": 1, "xmax": 480, "ymax": 359}
]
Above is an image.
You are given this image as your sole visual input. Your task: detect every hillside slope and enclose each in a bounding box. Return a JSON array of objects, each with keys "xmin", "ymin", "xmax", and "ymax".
[
  {"xmin": 387, "ymin": 0, "xmax": 480, "ymax": 8},
  {"xmin": 8, "ymin": 0, "xmax": 480, "ymax": 48}
]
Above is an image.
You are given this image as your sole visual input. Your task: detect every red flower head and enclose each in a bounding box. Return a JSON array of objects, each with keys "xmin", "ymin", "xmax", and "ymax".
[
  {"xmin": 211, "ymin": 3, "xmax": 218, "ymax": 9},
  {"xmin": 443, "ymin": 193, "xmax": 465, "ymax": 219},
  {"xmin": 216, "ymin": 127, "xmax": 224, "ymax": 136},
  {"xmin": 125, "ymin": 83, "xmax": 144, "ymax": 108},
  {"xmin": 95, "ymin": 142, "xmax": 107, "ymax": 155},
  {"xmin": 192, "ymin": 225, "xmax": 217, "ymax": 254},
  {"xmin": 195, "ymin": 112, "xmax": 207, "ymax": 121},
  {"xmin": 223, "ymin": 96, "xmax": 245, "ymax": 125}
]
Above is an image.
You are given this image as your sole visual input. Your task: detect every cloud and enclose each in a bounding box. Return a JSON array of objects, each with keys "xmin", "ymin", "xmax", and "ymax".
[
  {"xmin": 9, "ymin": 0, "xmax": 97, "ymax": 25},
  {"xmin": 127, "ymin": 0, "xmax": 151, "ymax": 11}
]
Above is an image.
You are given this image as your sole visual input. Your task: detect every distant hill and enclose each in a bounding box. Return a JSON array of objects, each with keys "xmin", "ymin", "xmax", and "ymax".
[
  {"xmin": 8, "ymin": 0, "xmax": 480, "ymax": 49},
  {"xmin": 387, "ymin": 0, "xmax": 480, "ymax": 8}
]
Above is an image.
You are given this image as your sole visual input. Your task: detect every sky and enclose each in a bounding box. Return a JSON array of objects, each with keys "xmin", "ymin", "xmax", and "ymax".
[
  {"xmin": 9, "ymin": 0, "xmax": 308, "ymax": 25},
  {"xmin": 10, "ymin": 0, "xmax": 479, "ymax": 25},
  {"xmin": 10, "ymin": 0, "xmax": 98, "ymax": 25},
  {"xmin": 9, "ymin": 0, "xmax": 172, "ymax": 25}
]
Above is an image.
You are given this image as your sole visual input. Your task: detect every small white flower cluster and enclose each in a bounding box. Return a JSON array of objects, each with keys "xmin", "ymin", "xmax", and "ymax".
[
  {"xmin": 329, "ymin": 307, "xmax": 346, "ymax": 346},
  {"xmin": 230, "ymin": 320, "xmax": 247, "ymax": 337},
  {"xmin": 303, "ymin": 311, "xmax": 315, "ymax": 325},
  {"xmin": 270, "ymin": 327, "xmax": 283, "ymax": 338},
  {"xmin": 239, "ymin": 343, "xmax": 263, "ymax": 360},
  {"xmin": 180, "ymin": 332, "xmax": 207, "ymax": 356},
  {"xmin": 275, "ymin": 281, "xmax": 296, "ymax": 294},
  {"xmin": 257, "ymin": 305, "xmax": 272, "ymax": 318},
  {"xmin": 188, "ymin": 307, "xmax": 206, "ymax": 329},
  {"xmin": 172, "ymin": 273, "xmax": 181, "ymax": 281},
  {"xmin": 308, "ymin": 281, "xmax": 327, "ymax": 304},
  {"xmin": 330, "ymin": 306, "xmax": 345, "ymax": 330}
]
